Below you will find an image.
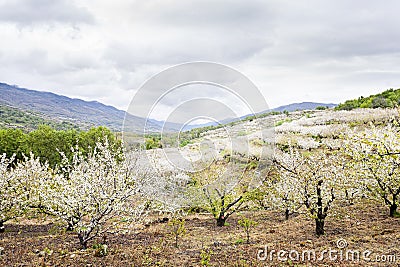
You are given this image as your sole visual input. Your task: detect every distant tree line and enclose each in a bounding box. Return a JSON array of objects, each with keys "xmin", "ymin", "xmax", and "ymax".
[
  {"xmin": 336, "ymin": 88, "xmax": 400, "ymax": 110},
  {"xmin": 0, "ymin": 125, "xmax": 120, "ymax": 168}
]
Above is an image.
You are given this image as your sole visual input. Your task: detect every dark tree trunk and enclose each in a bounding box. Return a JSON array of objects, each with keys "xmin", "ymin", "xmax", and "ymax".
[
  {"xmin": 315, "ymin": 218, "xmax": 325, "ymax": 236},
  {"xmin": 78, "ymin": 234, "xmax": 88, "ymax": 249},
  {"xmin": 175, "ymin": 234, "xmax": 178, "ymax": 248},
  {"xmin": 216, "ymin": 215, "xmax": 226, "ymax": 227},
  {"xmin": 66, "ymin": 222, "xmax": 74, "ymax": 232},
  {"xmin": 285, "ymin": 209, "xmax": 290, "ymax": 220},
  {"xmin": 389, "ymin": 203, "xmax": 398, "ymax": 217},
  {"xmin": 246, "ymin": 231, "xmax": 250, "ymax": 244},
  {"xmin": 345, "ymin": 190, "xmax": 354, "ymax": 205},
  {"xmin": 0, "ymin": 221, "xmax": 4, "ymax": 233},
  {"xmin": 314, "ymin": 180, "xmax": 329, "ymax": 236}
]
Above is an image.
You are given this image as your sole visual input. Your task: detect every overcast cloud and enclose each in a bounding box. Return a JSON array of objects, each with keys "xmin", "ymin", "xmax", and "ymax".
[{"xmin": 1, "ymin": 0, "xmax": 400, "ymax": 120}]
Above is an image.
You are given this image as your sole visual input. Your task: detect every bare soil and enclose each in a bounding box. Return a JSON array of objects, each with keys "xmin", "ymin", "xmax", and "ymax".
[{"xmin": 0, "ymin": 199, "xmax": 399, "ymax": 266}]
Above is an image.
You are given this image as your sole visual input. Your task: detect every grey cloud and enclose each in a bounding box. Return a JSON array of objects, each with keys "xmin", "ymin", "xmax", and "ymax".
[
  {"xmin": 133, "ymin": 0, "xmax": 277, "ymax": 29},
  {"xmin": 2, "ymin": 48, "xmax": 74, "ymax": 76},
  {"xmin": 103, "ymin": 33, "xmax": 271, "ymax": 69},
  {"xmin": 125, "ymin": 62, "xmax": 268, "ymax": 121},
  {"xmin": 111, "ymin": 0, "xmax": 400, "ymax": 72},
  {"xmin": 338, "ymin": 70, "xmax": 400, "ymax": 87},
  {"xmin": 163, "ymin": 98, "xmax": 241, "ymax": 124},
  {"xmin": 63, "ymin": 53, "xmax": 100, "ymax": 71},
  {"xmin": 1, "ymin": 0, "xmax": 400, "ymax": 115},
  {"xmin": 148, "ymin": 83, "xmax": 253, "ymax": 122},
  {"xmin": 102, "ymin": 1, "xmax": 278, "ymax": 68},
  {"xmin": 259, "ymin": 0, "xmax": 400, "ymax": 66},
  {"xmin": 0, "ymin": 0, "xmax": 94, "ymax": 25}
]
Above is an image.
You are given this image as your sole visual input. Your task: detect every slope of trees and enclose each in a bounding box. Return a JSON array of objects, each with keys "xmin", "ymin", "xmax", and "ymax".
[
  {"xmin": 0, "ymin": 104, "xmax": 79, "ymax": 131},
  {"xmin": 336, "ymin": 88, "xmax": 400, "ymax": 110},
  {"xmin": 0, "ymin": 125, "xmax": 120, "ymax": 168}
]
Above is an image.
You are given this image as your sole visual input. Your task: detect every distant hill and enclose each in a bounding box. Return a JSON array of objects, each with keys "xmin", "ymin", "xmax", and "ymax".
[
  {"xmin": 0, "ymin": 83, "xmax": 163, "ymax": 133},
  {"xmin": 336, "ymin": 88, "xmax": 400, "ymax": 110},
  {"xmin": 271, "ymin": 102, "xmax": 337, "ymax": 112},
  {"xmin": 143, "ymin": 102, "xmax": 338, "ymax": 131},
  {"xmin": 0, "ymin": 82, "xmax": 338, "ymax": 133}
]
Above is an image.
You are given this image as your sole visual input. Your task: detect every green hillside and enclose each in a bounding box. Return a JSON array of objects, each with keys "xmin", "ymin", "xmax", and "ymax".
[
  {"xmin": 0, "ymin": 104, "xmax": 81, "ymax": 131},
  {"xmin": 336, "ymin": 88, "xmax": 400, "ymax": 110},
  {"xmin": 0, "ymin": 82, "xmax": 164, "ymax": 133}
]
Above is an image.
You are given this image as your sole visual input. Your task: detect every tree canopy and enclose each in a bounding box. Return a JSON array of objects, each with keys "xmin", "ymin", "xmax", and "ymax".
[
  {"xmin": 336, "ymin": 88, "xmax": 400, "ymax": 110},
  {"xmin": 0, "ymin": 125, "xmax": 120, "ymax": 168}
]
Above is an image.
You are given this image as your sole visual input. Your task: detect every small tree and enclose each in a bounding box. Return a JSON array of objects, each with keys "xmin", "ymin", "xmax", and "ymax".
[
  {"xmin": 238, "ymin": 216, "xmax": 258, "ymax": 244},
  {"xmin": 167, "ymin": 217, "xmax": 186, "ymax": 248},
  {"xmin": 344, "ymin": 124, "xmax": 400, "ymax": 217},
  {"xmin": 200, "ymin": 248, "xmax": 213, "ymax": 266},
  {"xmin": 189, "ymin": 162, "xmax": 253, "ymax": 227}
]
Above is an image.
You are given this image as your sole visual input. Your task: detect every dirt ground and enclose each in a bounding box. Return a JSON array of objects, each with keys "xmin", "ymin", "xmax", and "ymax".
[{"xmin": 0, "ymin": 199, "xmax": 399, "ymax": 266}]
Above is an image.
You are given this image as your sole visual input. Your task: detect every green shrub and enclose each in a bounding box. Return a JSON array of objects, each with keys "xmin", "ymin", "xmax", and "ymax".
[
  {"xmin": 234, "ymin": 238, "xmax": 245, "ymax": 245},
  {"xmin": 238, "ymin": 216, "xmax": 258, "ymax": 244},
  {"xmin": 92, "ymin": 243, "xmax": 108, "ymax": 257},
  {"xmin": 167, "ymin": 218, "xmax": 186, "ymax": 248},
  {"xmin": 200, "ymin": 248, "xmax": 213, "ymax": 266}
]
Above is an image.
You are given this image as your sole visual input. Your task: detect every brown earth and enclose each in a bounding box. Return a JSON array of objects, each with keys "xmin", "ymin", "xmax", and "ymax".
[{"xmin": 0, "ymin": 199, "xmax": 399, "ymax": 266}]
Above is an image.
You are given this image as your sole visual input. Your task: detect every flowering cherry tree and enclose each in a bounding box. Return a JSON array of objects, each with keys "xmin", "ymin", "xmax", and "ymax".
[
  {"xmin": 344, "ymin": 124, "xmax": 400, "ymax": 217},
  {"xmin": 0, "ymin": 153, "xmax": 49, "ymax": 232},
  {"xmin": 35, "ymin": 140, "xmax": 146, "ymax": 249},
  {"xmin": 268, "ymin": 154, "xmax": 303, "ymax": 220},
  {"xmin": 273, "ymin": 145, "xmax": 345, "ymax": 235},
  {"xmin": 0, "ymin": 154, "xmax": 25, "ymax": 232}
]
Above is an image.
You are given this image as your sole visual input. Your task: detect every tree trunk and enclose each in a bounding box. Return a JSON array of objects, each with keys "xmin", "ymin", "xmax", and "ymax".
[
  {"xmin": 285, "ymin": 209, "xmax": 290, "ymax": 220},
  {"xmin": 0, "ymin": 221, "xmax": 4, "ymax": 233},
  {"xmin": 78, "ymin": 233, "xmax": 88, "ymax": 249},
  {"xmin": 66, "ymin": 222, "xmax": 74, "ymax": 232},
  {"xmin": 315, "ymin": 218, "xmax": 325, "ymax": 236},
  {"xmin": 345, "ymin": 190, "xmax": 354, "ymax": 205},
  {"xmin": 216, "ymin": 215, "xmax": 226, "ymax": 227},
  {"xmin": 389, "ymin": 203, "xmax": 398, "ymax": 217},
  {"xmin": 315, "ymin": 180, "xmax": 327, "ymax": 236}
]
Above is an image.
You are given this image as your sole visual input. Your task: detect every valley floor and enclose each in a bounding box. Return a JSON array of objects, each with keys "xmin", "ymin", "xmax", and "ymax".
[{"xmin": 0, "ymin": 199, "xmax": 399, "ymax": 266}]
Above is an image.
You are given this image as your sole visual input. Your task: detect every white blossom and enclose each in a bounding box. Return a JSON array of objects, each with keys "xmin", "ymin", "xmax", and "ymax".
[
  {"xmin": 34, "ymin": 140, "xmax": 146, "ymax": 249},
  {"xmin": 344, "ymin": 123, "xmax": 400, "ymax": 216}
]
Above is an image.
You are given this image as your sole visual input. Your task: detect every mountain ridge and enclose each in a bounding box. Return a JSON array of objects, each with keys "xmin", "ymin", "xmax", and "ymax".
[
  {"xmin": 0, "ymin": 82, "xmax": 336, "ymax": 132},
  {"xmin": 271, "ymin": 102, "xmax": 336, "ymax": 112},
  {"xmin": 0, "ymin": 82, "xmax": 162, "ymax": 132}
]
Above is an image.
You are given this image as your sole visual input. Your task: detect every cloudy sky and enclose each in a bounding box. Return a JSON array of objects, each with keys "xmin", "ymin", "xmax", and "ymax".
[{"xmin": 1, "ymin": 0, "xmax": 400, "ymax": 119}]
